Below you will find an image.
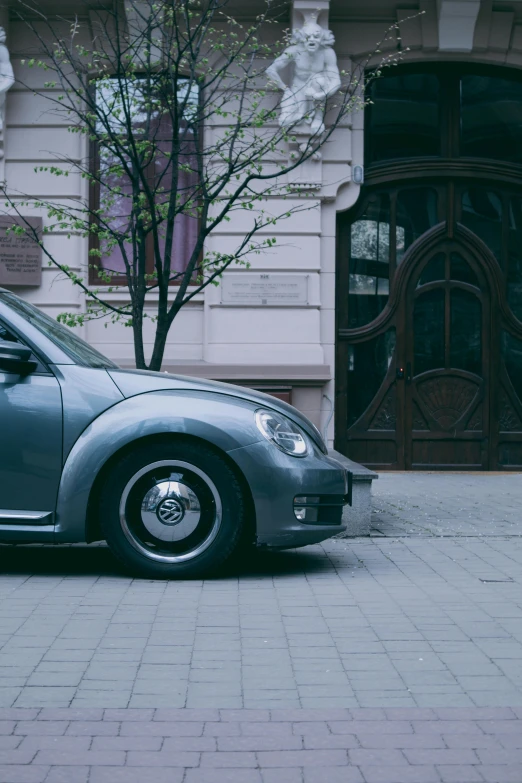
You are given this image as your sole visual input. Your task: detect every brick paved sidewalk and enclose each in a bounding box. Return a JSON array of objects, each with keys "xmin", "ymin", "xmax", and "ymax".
[
  {"xmin": 0, "ymin": 706, "xmax": 521, "ymax": 783},
  {"xmin": 371, "ymin": 472, "xmax": 522, "ymax": 537},
  {"xmin": 2, "ymin": 534, "xmax": 522, "ymax": 710},
  {"xmin": 1, "ymin": 473, "xmax": 521, "ymax": 781}
]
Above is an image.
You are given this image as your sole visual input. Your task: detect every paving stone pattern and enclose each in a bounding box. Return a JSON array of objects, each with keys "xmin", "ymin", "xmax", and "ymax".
[
  {"xmin": 0, "ymin": 472, "xmax": 521, "ymax": 781},
  {"xmin": 0, "ymin": 707, "xmax": 519, "ymax": 783},
  {"xmin": 371, "ymin": 472, "xmax": 522, "ymax": 538}
]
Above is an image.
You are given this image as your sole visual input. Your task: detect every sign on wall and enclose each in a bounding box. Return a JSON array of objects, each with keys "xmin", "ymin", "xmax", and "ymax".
[
  {"xmin": 0, "ymin": 217, "xmax": 42, "ymax": 286},
  {"xmin": 221, "ymin": 273, "xmax": 309, "ymax": 306}
]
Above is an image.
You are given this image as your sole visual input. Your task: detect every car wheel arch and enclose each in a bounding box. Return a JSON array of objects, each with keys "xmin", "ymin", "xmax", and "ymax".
[{"xmin": 85, "ymin": 432, "xmax": 256, "ymax": 546}]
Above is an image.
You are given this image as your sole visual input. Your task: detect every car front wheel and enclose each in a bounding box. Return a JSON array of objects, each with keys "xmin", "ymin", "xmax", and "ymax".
[{"xmin": 99, "ymin": 440, "xmax": 246, "ymax": 579}]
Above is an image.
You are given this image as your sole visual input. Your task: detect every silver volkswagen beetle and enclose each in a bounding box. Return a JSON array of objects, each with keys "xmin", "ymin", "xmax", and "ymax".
[{"xmin": 0, "ymin": 289, "xmax": 351, "ymax": 578}]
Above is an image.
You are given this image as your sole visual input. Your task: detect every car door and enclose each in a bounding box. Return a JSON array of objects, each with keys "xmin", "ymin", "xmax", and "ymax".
[{"xmin": 0, "ymin": 321, "xmax": 63, "ymax": 524}]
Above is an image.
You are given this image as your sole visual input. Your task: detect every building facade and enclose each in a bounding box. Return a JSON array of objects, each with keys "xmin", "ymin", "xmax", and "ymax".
[{"xmin": 2, "ymin": 0, "xmax": 522, "ymax": 471}]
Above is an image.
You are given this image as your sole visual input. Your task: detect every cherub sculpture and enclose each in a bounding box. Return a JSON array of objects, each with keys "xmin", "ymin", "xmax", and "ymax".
[{"xmin": 266, "ymin": 13, "xmax": 341, "ymax": 136}]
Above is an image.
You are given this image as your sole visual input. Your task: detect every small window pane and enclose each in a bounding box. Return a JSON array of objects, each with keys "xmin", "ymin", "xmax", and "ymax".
[
  {"xmin": 450, "ymin": 289, "xmax": 482, "ymax": 375},
  {"xmin": 93, "ymin": 77, "xmax": 199, "ymax": 279},
  {"xmin": 347, "ymin": 329, "xmax": 396, "ymax": 428},
  {"xmin": 450, "ymin": 253, "xmax": 478, "ymax": 287},
  {"xmin": 368, "ymin": 73, "xmax": 440, "ymax": 163},
  {"xmin": 351, "ymin": 219, "xmax": 390, "ymax": 261},
  {"xmin": 348, "ymin": 194, "xmax": 391, "ymax": 328},
  {"xmin": 461, "ymin": 75, "xmax": 522, "ymax": 163},
  {"xmin": 508, "ymin": 198, "xmax": 522, "ymax": 322},
  {"xmin": 414, "ymin": 289, "xmax": 445, "ymax": 375},
  {"xmin": 461, "ymin": 189, "xmax": 503, "ymax": 264},
  {"xmin": 350, "ymin": 274, "xmax": 377, "ymax": 295},
  {"xmin": 396, "ymin": 188, "xmax": 439, "ymax": 264},
  {"xmin": 417, "ymin": 253, "xmax": 446, "ymax": 287}
]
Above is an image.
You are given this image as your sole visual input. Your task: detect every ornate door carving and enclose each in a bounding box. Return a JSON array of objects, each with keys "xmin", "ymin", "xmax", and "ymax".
[{"xmin": 403, "ymin": 243, "xmax": 490, "ymax": 469}]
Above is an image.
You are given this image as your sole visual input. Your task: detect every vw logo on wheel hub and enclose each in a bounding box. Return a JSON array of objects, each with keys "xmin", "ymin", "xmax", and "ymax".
[{"xmin": 156, "ymin": 497, "xmax": 185, "ymax": 525}]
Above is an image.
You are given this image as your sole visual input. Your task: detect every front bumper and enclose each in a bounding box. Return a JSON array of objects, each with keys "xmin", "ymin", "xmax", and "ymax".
[{"xmin": 228, "ymin": 439, "xmax": 350, "ymax": 548}]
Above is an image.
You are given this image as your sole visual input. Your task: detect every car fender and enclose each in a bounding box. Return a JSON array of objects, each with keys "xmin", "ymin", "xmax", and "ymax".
[{"xmin": 54, "ymin": 390, "xmax": 262, "ymax": 541}]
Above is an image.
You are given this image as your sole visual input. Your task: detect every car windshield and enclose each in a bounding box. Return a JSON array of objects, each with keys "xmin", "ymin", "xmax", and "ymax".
[{"xmin": 0, "ymin": 292, "xmax": 119, "ymax": 369}]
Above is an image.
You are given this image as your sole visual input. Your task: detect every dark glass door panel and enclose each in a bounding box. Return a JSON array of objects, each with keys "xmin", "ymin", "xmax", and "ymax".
[
  {"xmin": 414, "ymin": 289, "xmax": 445, "ymax": 375},
  {"xmin": 366, "ymin": 66, "xmax": 522, "ymax": 166},
  {"xmin": 396, "ymin": 188, "xmax": 439, "ymax": 264},
  {"xmin": 501, "ymin": 331, "xmax": 522, "ymax": 407},
  {"xmin": 367, "ymin": 73, "xmax": 440, "ymax": 163},
  {"xmin": 342, "ymin": 326, "xmax": 399, "ymax": 469},
  {"xmin": 417, "ymin": 253, "xmax": 445, "ymax": 287},
  {"xmin": 461, "ymin": 75, "xmax": 522, "ymax": 163},
  {"xmin": 340, "ymin": 187, "xmax": 445, "ymax": 329},
  {"xmin": 450, "ymin": 252, "xmax": 479, "ymax": 287},
  {"xmin": 346, "ymin": 329, "xmax": 396, "ymax": 428},
  {"xmin": 348, "ymin": 194, "xmax": 391, "ymax": 327},
  {"xmin": 450, "ymin": 289, "xmax": 482, "ymax": 374},
  {"xmin": 461, "ymin": 189, "xmax": 503, "ymax": 265},
  {"xmin": 508, "ymin": 198, "xmax": 522, "ymax": 322}
]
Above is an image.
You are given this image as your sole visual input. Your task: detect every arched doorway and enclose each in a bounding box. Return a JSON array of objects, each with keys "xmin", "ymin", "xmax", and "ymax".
[{"xmin": 335, "ymin": 64, "xmax": 522, "ymax": 470}]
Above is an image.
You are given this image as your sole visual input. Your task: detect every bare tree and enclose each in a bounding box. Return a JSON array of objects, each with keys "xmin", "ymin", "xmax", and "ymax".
[{"xmin": 4, "ymin": 0, "xmax": 405, "ymax": 371}]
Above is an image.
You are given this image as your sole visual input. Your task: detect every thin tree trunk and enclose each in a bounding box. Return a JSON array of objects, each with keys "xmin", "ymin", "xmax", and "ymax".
[
  {"xmin": 132, "ymin": 309, "xmax": 147, "ymax": 370},
  {"xmin": 148, "ymin": 319, "xmax": 170, "ymax": 372}
]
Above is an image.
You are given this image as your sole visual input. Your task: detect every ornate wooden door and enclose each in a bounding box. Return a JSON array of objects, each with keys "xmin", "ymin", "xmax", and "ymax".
[
  {"xmin": 336, "ymin": 184, "xmax": 522, "ymax": 470},
  {"xmin": 335, "ymin": 62, "xmax": 522, "ymax": 470},
  {"xmin": 401, "ymin": 241, "xmax": 490, "ymax": 469}
]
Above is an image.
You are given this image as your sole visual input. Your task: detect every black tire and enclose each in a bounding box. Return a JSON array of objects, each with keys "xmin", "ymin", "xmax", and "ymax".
[{"xmin": 98, "ymin": 439, "xmax": 245, "ymax": 579}]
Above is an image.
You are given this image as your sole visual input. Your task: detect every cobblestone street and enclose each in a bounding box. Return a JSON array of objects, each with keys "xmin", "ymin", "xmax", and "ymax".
[
  {"xmin": 371, "ymin": 473, "xmax": 522, "ymax": 538},
  {"xmin": 0, "ymin": 473, "xmax": 521, "ymax": 782}
]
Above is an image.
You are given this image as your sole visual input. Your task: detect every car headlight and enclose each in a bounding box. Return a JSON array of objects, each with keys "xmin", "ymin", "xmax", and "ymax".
[{"xmin": 255, "ymin": 409, "xmax": 309, "ymax": 457}]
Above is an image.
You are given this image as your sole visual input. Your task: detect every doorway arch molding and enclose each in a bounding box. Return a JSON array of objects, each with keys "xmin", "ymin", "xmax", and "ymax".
[{"xmin": 338, "ymin": 221, "xmax": 522, "ymax": 344}]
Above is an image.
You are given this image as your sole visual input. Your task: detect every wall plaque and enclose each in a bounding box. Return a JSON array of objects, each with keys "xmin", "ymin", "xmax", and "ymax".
[
  {"xmin": 0, "ymin": 216, "xmax": 42, "ymax": 286},
  {"xmin": 221, "ymin": 273, "xmax": 309, "ymax": 306}
]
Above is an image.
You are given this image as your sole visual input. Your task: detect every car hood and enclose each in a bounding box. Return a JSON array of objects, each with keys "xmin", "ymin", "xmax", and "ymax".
[{"xmin": 107, "ymin": 368, "xmax": 327, "ymax": 453}]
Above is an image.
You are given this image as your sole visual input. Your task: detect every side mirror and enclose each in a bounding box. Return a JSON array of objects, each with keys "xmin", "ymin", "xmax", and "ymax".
[{"xmin": 0, "ymin": 339, "xmax": 37, "ymax": 375}]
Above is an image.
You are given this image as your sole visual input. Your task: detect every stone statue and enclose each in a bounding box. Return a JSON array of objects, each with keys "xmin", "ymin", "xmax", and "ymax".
[
  {"xmin": 0, "ymin": 27, "xmax": 14, "ymax": 157},
  {"xmin": 266, "ymin": 12, "xmax": 341, "ymax": 137}
]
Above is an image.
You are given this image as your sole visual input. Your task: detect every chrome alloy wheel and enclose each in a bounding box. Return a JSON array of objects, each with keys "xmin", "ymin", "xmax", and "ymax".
[{"xmin": 118, "ymin": 460, "xmax": 222, "ymax": 563}]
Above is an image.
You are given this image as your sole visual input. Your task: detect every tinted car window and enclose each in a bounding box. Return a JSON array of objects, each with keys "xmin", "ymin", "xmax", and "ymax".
[
  {"xmin": 0, "ymin": 319, "xmax": 49, "ymax": 373},
  {"xmin": 0, "ymin": 322, "xmax": 16, "ymax": 342},
  {"xmin": 0, "ymin": 292, "xmax": 118, "ymax": 369}
]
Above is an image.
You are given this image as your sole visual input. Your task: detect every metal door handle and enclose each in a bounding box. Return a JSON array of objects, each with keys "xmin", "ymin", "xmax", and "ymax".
[{"xmin": 406, "ymin": 362, "xmax": 412, "ymax": 384}]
